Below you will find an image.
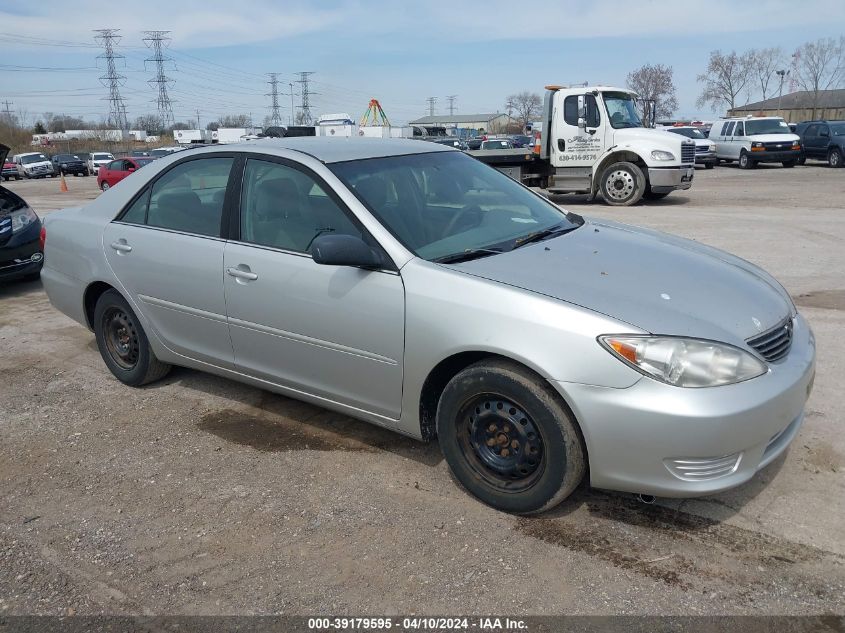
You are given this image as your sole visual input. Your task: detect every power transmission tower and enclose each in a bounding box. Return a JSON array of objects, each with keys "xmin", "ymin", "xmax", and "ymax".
[
  {"xmin": 446, "ymin": 95, "xmax": 457, "ymax": 116},
  {"xmin": 195, "ymin": 109, "xmax": 201, "ymax": 130},
  {"xmin": 1, "ymin": 100, "xmax": 13, "ymax": 124},
  {"xmin": 266, "ymin": 73, "xmax": 283, "ymax": 127},
  {"xmin": 93, "ymin": 29, "xmax": 129, "ymax": 140},
  {"xmin": 142, "ymin": 30, "xmax": 176, "ymax": 130},
  {"xmin": 286, "ymin": 82, "xmax": 297, "ymax": 126},
  {"xmin": 426, "ymin": 96, "xmax": 437, "ymax": 116},
  {"xmin": 295, "ymin": 72, "xmax": 317, "ymax": 125}
]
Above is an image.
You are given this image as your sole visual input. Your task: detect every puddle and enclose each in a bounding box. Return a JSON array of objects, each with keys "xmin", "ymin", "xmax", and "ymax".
[
  {"xmin": 794, "ymin": 289, "xmax": 845, "ymax": 311},
  {"xmin": 198, "ymin": 409, "xmax": 377, "ymax": 452}
]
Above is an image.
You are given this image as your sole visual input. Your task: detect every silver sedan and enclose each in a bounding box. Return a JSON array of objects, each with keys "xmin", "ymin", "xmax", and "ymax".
[{"xmin": 41, "ymin": 138, "xmax": 815, "ymax": 514}]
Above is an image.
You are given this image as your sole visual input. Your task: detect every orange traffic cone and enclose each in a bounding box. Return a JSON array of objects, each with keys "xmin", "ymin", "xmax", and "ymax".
[{"xmin": 59, "ymin": 172, "xmax": 68, "ymax": 193}]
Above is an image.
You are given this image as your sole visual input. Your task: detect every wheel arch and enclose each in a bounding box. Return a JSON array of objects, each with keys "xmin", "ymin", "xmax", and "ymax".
[
  {"xmin": 83, "ymin": 280, "xmax": 118, "ymax": 330},
  {"xmin": 591, "ymin": 150, "xmax": 649, "ymax": 195}
]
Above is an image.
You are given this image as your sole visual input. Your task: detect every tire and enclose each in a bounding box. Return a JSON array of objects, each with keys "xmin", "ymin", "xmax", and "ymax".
[
  {"xmin": 797, "ymin": 154, "xmax": 806, "ymax": 166},
  {"xmin": 739, "ymin": 151, "xmax": 754, "ymax": 170},
  {"xmin": 437, "ymin": 359, "xmax": 586, "ymax": 514},
  {"xmin": 782, "ymin": 161, "xmax": 796, "ymax": 168},
  {"xmin": 15, "ymin": 175, "xmax": 20, "ymax": 180},
  {"xmin": 599, "ymin": 161, "xmax": 645, "ymax": 206},
  {"xmin": 100, "ymin": 181, "xmax": 110, "ymax": 191},
  {"xmin": 94, "ymin": 289, "xmax": 171, "ymax": 387},
  {"xmin": 705, "ymin": 162, "xmax": 715, "ymax": 169},
  {"xmin": 829, "ymin": 148, "xmax": 843, "ymax": 168}
]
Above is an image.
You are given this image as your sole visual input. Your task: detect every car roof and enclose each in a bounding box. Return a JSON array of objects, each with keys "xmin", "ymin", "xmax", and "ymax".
[{"xmin": 211, "ymin": 137, "xmax": 453, "ymax": 163}]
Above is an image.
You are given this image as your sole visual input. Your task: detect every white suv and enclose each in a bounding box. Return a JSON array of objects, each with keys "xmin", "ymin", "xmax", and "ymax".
[
  {"xmin": 87, "ymin": 152, "xmax": 115, "ymax": 175},
  {"xmin": 709, "ymin": 117, "xmax": 801, "ymax": 169},
  {"xmin": 14, "ymin": 152, "xmax": 56, "ymax": 179}
]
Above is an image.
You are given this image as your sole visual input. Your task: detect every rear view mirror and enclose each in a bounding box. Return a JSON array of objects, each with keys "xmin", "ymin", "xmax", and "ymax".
[{"xmin": 311, "ymin": 234, "xmax": 382, "ymax": 269}]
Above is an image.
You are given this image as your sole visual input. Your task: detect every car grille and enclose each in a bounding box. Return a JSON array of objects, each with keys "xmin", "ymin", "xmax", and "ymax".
[
  {"xmin": 30, "ymin": 164, "xmax": 50, "ymax": 173},
  {"xmin": 746, "ymin": 316, "xmax": 793, "ymax": 362},
  {"xmin": 664, "ymin": 453, "xmax": 742, "ymax": 481},
  {"xmin": 681, "ymin": 142, "xmax": 695, "ymax": 164},
  {"xmin": 763, "ymin": 141, "xmax": 795, "ymax": 151}
]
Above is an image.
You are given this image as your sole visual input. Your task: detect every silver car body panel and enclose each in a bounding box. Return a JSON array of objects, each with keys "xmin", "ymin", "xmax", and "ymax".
[{"xmin": 41, "ymin": 138, "xmax": 815, "ymax": 498}]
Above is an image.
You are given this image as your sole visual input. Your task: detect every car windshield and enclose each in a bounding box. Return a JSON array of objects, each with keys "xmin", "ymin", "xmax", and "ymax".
[
  {"xmin": 483, "ymin": 140, "xmax": 511, "ymax": 149},
  {"xmin": 831, "ymin": 123, "xmax": 845, "ymax": 136},
  {"xmin": 745, "ymin": 119, "xmax": 791, "ymax": 135},
  {"xmin": 330, "ymin": 151, "xmax": 583, "ymax": 262},
  {"xmin": 603, "ymin": 92, "xmax": 643, "ymax": 129},
  {"xmin": 94, "ymin": 153, "xmax": 113, "ymax": 160},
  {"xmin": 667, "ymin": 127, "xmax": 706, "ymax": 139},
  {"xmin": 55, "ymin": 155, "xmax": 76, "ymax": 161},
  {"xmin": 21, "ymin": 154, "xmax": 47, "ymax": 164}
]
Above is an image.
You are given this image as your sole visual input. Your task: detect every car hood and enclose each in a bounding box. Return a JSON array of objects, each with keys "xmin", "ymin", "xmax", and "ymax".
[
  {"xmin": 451, "ymin": 219, "xmax": 793, "ymax": 345},
  {"xmin": 748, "ymin": 133, "xmax": 800, "ymax": 143}
]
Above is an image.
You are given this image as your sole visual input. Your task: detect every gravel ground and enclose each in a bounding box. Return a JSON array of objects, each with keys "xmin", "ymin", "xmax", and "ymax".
[{"xmin": 1, "ymin": 162, "xmax": 843, "ymax": 616}]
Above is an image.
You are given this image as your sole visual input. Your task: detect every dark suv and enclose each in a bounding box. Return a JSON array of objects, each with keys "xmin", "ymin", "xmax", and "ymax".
[
  {"xmin": 50, "ymin": 153, "xmax": 90, "ymax": 176},
  {"xmin": 795, "ymin": 120, "xmax": 845, "ymax": 167}
]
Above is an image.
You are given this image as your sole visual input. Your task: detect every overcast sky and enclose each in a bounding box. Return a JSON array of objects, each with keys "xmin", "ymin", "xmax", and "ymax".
[{"xmin": 2, "ymin": 0, "xmax": 844, "ymax": 127}]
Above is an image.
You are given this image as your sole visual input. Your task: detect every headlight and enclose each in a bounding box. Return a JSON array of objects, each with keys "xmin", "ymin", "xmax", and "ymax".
[
  {"xmin": 709, "ymin": 143, "xmax": 716, "ymax": 151},
  {"xmin": 650, "ymin": 150, "xmax": 675, "ymax": 161},
  {"xmin": 599, "ymin": 335, "xmax": 767, "ymax": 388},
  {"xmin": 752, "ymin": 142, "xmax": 763, "ymax": 148},
  {"xmin": 10, "ymin": 207, "xmax": 38, "ymax": 234}
]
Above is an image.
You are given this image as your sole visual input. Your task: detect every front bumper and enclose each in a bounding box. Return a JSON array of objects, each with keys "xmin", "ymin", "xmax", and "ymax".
[
  {"xmin": 750, "ymin": 149, "xmax": 801, "ymax": 163},
  {"xmin": 696, "ymin": 152, "xmax": 717, "ymax": 165},
  {"xmin": 647, "ymin": 165, "xmax": 695, "ymax": 193},
  {"xmin": 0, "ymin": 221, "xmax": 43, "ymax": 281},
  {"xmin": 555, "ymin": 313, "xmax": 815, "ymax": 497}
]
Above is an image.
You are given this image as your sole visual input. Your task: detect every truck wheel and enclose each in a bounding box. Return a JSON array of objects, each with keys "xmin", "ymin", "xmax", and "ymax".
[
  {"xmin": 739, "ymin": 151, "xmax": 754, "ymax": 170},
  {"xmin": 829, "ymin": 148, "xmax": 843, "ymax": 168},
  {"xmin": 94, "ymin": 289, "xmax": 171, "ymax": 387},
  {"xmin": 599, "ymin": 161, "xmax": 645, "ymax": 206},
  {"xmin": 436, "ymin": 359, "xmax": 586, "ymax": 514},
  {"xmin": 705, "ymin": 162, "xmax": 715, "ymax": 169}
]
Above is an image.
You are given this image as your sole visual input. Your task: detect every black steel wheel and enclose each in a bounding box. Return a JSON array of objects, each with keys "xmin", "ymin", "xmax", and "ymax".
[
  {"xmin": 437, "ymin": 359, "xmax": 586, "ymax": 514},
  {"xmin": 94, "ymin": 289, "xmax": 171, "ymax": 386}
]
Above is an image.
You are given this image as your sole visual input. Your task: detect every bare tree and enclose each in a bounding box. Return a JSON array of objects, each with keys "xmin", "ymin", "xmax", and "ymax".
[
  {"xmin": 794, "ymin": 37, "xmax": 845, "ymax": 119},
  {"xmin": 505, "ymin": 91, "xmax": 542, "ymax": 128},
  {"xmin": 626, "ymin": 64, "xmax": 678, "ymax": 120},
  {"xmin": 696, "ymin": 50, "xmax": 754, "ymax": 112},
  {"xmin": 134, "ymin": 114, "xmax": 164, "ymax": 134},
  {"xmin": 749, "ymin": 47, "xmax": 785, "ymax": 100}
]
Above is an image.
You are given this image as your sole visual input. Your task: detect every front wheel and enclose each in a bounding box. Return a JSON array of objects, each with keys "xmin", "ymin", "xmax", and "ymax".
[
  {"xmin": 100, "ymin": 181, "xmax": 110, "ymax": 191},
  {"xmin": 599, "ymin": 161, "xmax": 645, "ymax": 206},
  {"xmin": 705, "ymin": 162, "xmax": 715, "ymax": 169},
  {"xmin": 94, "ymin": 289, "xmax": 171, "ymax": 387},
  {"xmin": 437, "ymin": 359, "xmax": 586, "ymax": 514},
  {"xmin": 797, "ymin": 154, "xmax": 806, "ymax": 166},
  {"xmin": 739, "ymin": 151, "xmax": 754, "ymax": 170},
  {"xmin": 782, "ymin": 160, "xmax": 796, "ymax": 168},
  {"xmin": 829, "ymin": 148, "xmax": 843, "ymax": 168}
]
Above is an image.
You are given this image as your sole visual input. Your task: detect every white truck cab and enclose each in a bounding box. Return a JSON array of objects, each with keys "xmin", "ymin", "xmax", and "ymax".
[{"xmin": 538, "ymin": 86, "xmax": 695, "ymax": 204}]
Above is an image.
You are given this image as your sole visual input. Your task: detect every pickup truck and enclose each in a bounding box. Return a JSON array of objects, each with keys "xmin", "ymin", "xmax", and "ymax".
[{"xmin": 470, "ymin": 85, "xmax": 695, "ymax": 206}]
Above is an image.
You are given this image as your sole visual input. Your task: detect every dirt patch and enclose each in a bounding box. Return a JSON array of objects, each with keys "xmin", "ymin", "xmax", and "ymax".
[{"xmin": 794, "ymin": 289, "xmax": 845, "ymax": 311}]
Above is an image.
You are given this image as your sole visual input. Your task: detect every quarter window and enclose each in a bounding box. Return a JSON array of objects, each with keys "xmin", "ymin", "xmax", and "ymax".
[
  {"xmin": 146, "ymin": 158, "xmax": 233, "ymax": 237},
  {"xmin": 240, "ymin": 159, "xmax": 363, "ymax": 253}
]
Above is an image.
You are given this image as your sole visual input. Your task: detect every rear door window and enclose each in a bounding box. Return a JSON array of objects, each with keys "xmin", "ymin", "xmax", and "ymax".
[
  {"xmin": 724, "ymin": 122, "xmax": 736, "ymax": 136},
  {"xmin": 734, "ymin": 122, "xmax": 744, "ymax": 136}
]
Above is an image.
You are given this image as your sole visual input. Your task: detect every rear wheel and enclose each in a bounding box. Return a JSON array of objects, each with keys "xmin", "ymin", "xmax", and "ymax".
[
  {"xmin": 599, "ymin": 161, "xmax": 645, "ymax": 206},
  {"xmin": 782, "ymin": 160, "xmax": 796, "ymax": 168},
  {"xmin": 705, "ymin": 162, "xmax": 715, "ymax": 169},
  {"xmin": 739, "ymin": 151, "xmax": 754, "ymax": 169},
  {"xmin": 829, "ymin": 148, "xmax": 843, "ymax": 168},
  {"xmin": 437, "ymin": 359, "xmax": 586, "ymax": 514},
  {"xmin": 94, "ymin": 289, "xmax": 171, "ymax": 387}
]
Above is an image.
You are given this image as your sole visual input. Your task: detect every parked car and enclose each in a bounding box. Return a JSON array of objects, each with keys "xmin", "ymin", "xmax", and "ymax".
[
  {"xmin": 149, "ymin": 146, "xmax": 184, "ymax": 158},
  {"xmin": 794, "ymin": 120, "xmax": 845, "ymax": 167},
  {"xmin": 709, "ymin": 117, "xmax": 801, "ymax": 169},
  {"xmin": 50, "ymin": 153, "xmax": 90, "ymax": 176},
  {"xmin": 130, "ymin": 150, "xmax": 151, "ymax": 157},
  {"xmin": 41, "ymin": 138, "xmax": 815, "ymax": 514},
  {"xmin": 659, "ymin": 126, "xmax": 717, "ymax": 168},
  {"xmin": 88, "ymin": 152, "xmax": 115, "ymax": 175},
  {"xmin": 509, "ymin": 135, "xmax": 532, "ymax": 148},
  {"xmin": 97, "ymin": 157, "xmax": 155, "ymax": 191},
  {"xmin": 3, "ymin": 155, "xmax": 20, "ymax": 181},
  {"xmin": 465, "ymin": 137, "xmax": 484, "ymax": 150},
  {"xmin": 1, "ymin": 144, "xmax": 44, "ymax": 282},
  {"xmin": 480, "ymin": 139, "xmax": 514, "ymax": 150},
  {"xmin": 14, "ymin": 152, "xmax": 55, "ymax": 179},
  {"xmin": 430, "ymin": 138, "xmax": 469, "ymax": 150}
]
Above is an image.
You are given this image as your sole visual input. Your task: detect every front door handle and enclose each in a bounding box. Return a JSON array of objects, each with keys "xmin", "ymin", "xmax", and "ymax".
[
  {"xmin": 110, "ymin": 241, "xmax": 132, "ymax": 253},
  {"xmin": 557, "ymin": 139, "xmax": 565, "ymax": 152},
  {"xmin": 227, "ymin": 266, "xmax": 258, "ymax": 281}
]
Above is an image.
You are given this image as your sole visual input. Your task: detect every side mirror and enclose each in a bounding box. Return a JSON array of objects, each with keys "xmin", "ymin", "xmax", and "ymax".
[
  {"xmin": 577, "ymin": 95, "xmax": 586, "ymax": 129},
  {"xmin": 127, "ymin": 167, "xmax": 136, "ymax": 172},
  {"xmin": 311, "ymin": 234, "xmax": 382, "ymax": 269}
]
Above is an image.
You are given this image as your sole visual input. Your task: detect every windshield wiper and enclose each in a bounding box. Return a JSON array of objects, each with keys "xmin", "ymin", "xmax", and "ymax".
[
  {"xmin": 512, "ymin": 222, "xmax": 579, "ymax": 249},
  {"xmin": 434, "ymin": 248, "xmax": 504, "ymax": 264}
]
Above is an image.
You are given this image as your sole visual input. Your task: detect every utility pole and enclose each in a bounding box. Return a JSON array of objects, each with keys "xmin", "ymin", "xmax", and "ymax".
[
  {"xmin": 142, "ymin": 30, "xmax": 176, "ymax": 131},
  {"xmin": 295, "ymin": 72, "xmax": 316, "ymax": 125},
  {"xmin": 94, "ymin": 29, "xmax": 129, "ymax": 146},
  {"xmin": 446, "ymin": 95, "xmax": 457, "ymax": 116},
  {"xmin": 196, "ymin": 109, "xmax": 201, "ymax": 130},
  {"xmin": 1, "ymin": 100, "xmax": 13, "ymax": 124},
  {"xmin": 775, "ymin": 69, "xmax": 788, "ymax": 117},
  {"xmin": 426, "ymin": 96, "xmax": 437, "ymax": 117},
  {"xmin": 266, "ymin": 73, "xmax": 283, "ymax": 127}
]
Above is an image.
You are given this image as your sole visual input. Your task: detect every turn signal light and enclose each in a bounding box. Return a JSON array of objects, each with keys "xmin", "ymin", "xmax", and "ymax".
[{"xmin": 608, "ymin": 339, "xmax": 638, "ymax": 363}]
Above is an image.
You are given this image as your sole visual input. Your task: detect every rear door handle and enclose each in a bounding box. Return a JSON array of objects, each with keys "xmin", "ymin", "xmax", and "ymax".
[
  {"xmin": 226, "ymin": 267, "xmax": 258, "ymax": 281},
  {"xmin": 110, "ymin": 241, "xmax": 132, "ymax": 253}
]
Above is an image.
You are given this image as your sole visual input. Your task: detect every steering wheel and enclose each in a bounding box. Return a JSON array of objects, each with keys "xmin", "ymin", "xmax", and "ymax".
[{"xmin": 442, "ymin": 204, "xmax": 484, "ymax": 238}]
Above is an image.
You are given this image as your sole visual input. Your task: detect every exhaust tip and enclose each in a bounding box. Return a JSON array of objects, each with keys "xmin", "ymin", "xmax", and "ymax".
[{"xmin": 637, "ymin": 494, "xmax": 656, "ymax": 504}]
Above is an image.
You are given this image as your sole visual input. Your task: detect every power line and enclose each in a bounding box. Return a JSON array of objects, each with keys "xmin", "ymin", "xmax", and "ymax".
[
  {"xmin": 426, "ymin": 96, "xmax": 437, "ymax": 116},
  {"xmin": 296, "ymin": 72, "xmax": 316, "ymax": 125},
  {"xmin": 143, "ymin": 30, "xmax": 176, "ymax": 129},
  {"xmin": 446, "ymin": 95, "xmax": 457, "ymax": 116},
  {"xmin": 266, "ymin": 73, "xmax": 283, "ymax": 127},
  {"xmin": 93, "ymin": 29, "xmax": 129, "ymax": 137}
]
